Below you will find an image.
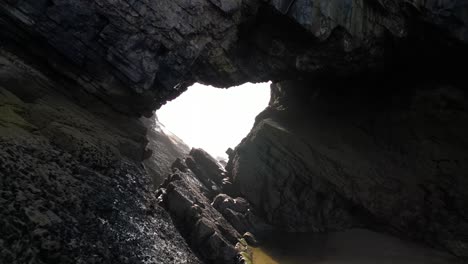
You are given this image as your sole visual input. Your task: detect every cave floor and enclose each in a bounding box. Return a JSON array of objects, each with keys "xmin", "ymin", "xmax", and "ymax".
[{"xmin": 252, "ymin": 229, "xmax": 459, "ymax": 264}]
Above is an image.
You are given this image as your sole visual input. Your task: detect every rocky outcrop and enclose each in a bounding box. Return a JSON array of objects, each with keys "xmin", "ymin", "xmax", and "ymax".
[
  {"xmin": 185, "ymin": 148, "xmax": 226, "ymax": 195},
  {"xmin": 2, "ymin": 0, "xmax": 468, "ymax": 263},
  {"xmin": 159, "ymin": 171, "xmax": 240, "ymax": 264},
  {"xmin": 227, "ymin": 79, "xmax": 468, "ymax": 259},
  {"xmin": 212, "ymin": 194, "xmax": 273, "ymax": 237},
  {"xmin": 228, "ymin": 119, "xmax": 362, "ymax": 232},
  {"xmin": 0, "ymin": 0, "xmax": 244, "ymax": 115},
  {"xmin": 2, "ymin": 1, "xmax": 467, "ymax": 115},
  {"xmin": 0, "ymin": 38, "xmax": 200, "ymax": 263},
  {"xmin": 158, "ymin": 151, "xmax": 238, "ymax": 264},
  {"xmin": 158, "ymin": 149, "xmax": 269, "ymax": 264},
  {"xmin": 142, "ymin": 115, "xmax": 190, "ymax": 186}
]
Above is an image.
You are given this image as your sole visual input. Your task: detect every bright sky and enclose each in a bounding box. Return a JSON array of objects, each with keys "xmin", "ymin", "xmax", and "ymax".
[{"xmin": 157, "ymin": 82, "xmax": 271, "ymax": 160}]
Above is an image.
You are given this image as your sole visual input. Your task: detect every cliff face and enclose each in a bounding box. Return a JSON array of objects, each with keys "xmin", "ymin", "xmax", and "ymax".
[
  {"xmin": 1, "ymin": 0, "xmax": 468, "ymax": 263},
  {"xmin": 0, "ymin": 47, "xmax": 200, "ymax": 263},
  {"xmin": 3, "ymin": 0, "xmax": 467, "ymax": 113},
  {"xmin": 227, "ymin": 79, "xmax": 468, "ymax": 258}
]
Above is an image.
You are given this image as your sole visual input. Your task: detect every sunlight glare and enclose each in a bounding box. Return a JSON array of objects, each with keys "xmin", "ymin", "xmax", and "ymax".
[{"xmin": 157, "ymin": 82, "xmax": 271, "ymax": 160}]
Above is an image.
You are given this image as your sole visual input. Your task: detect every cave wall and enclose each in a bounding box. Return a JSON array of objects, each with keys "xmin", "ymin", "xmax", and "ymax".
[
  {"xmin": 0, "ymin": 30, "xmax": 200, "ymax": 264},
  {"xmin": 227, "ymin": 78, "xmax": 468, "ymax": 258},
  {"xmin": 3, "ymin": 0, "xmax": 467, "ymax": 114},
  {"xmin": 1, "ymin": 0, "xmax": 468, "ymax": 263},
  {"xmin": 0, "ymin": 0, "xmax": 246, "ymax": 115}
]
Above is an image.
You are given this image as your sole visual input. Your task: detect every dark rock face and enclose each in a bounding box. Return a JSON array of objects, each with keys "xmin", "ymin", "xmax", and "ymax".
[
  {"xmin": 212, "ymin": 194, "xmax": 273, "ymax": 236},
  {"xmin": 227, "ymin": 79, "xmax": 468, "ymax": 258},
  {"xmin": 157, "ymin": 149, "xmax": 270, "ymax": 263},
  {"xmin": 2, "ymin": 0, "xmax": 467, "ymax": 114},
  {"xmin": 186, "ymin": 148, "xmax": 226, "ymax": 191},
  {"xmin": 227, "ymin": 117, "xmax": 363, "ymax": 232},
  {"xmin": 159, "ymin": 171, "xmax": 240, "ymax": 264},
  {"xmin": 0, "ymin": 41, "xmax": 200, "ymax": 263},
  {"xmin": 158, "ymin": 152, "xmax": 238, "ymax": 264},
  {"xmin": 1, "ymin": 0, "xmax": 468, "ymax": 263},
  {"xmin": 1, "ymin": 0, "xmax": 243, "ymax": 115}
]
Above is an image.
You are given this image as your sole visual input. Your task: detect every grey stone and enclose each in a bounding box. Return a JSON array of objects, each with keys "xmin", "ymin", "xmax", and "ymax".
[
  {"xmin": 1, "ymin": 0, "xmax": 468, "ymax": 263},
  {"xmin": 2, "ymin": 0, "xmax": 467, "ymax": 115},
  {"xmin": 159, "ymin": 168, "xmax": 242, "ymax": 264},
  {"xmin": 228, "ymin": 80, "xmax": 468, "ymax": 258},
  {"xmin": 0, "ymin": 47, "xmax": 201, "ymax": 264},
  {"xmin": 242, "ymin": 232, "xmax": 259, "ymax": 247}
]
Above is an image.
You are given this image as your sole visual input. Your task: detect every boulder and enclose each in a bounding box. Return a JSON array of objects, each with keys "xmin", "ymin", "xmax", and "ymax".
[
  {"xmin": 212, "ymin": 194, "xmax": 273, "ymax": 236},
  {"xmin": 184, "ymin": 148, "xmax": 226, "ymax": 198}
]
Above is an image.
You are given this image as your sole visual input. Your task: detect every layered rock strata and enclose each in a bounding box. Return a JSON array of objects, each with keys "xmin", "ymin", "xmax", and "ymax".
[
  {"xmin": 1, "ymin": 0, "xmax": 468, "ymax": 263},
  {"xmin": 0, "ymin": 36, "xmax": 199, "ymax": 263},
  {"xmin": 2, "ymin": 0, "xmax": 467, "ymax": 114},
  {"xmin": 142, "ymin": 115, "xmax": 190, "ymax": 186},
  {"xmin": 158, "ymin": 148, "xmax": 270, "ymax": 264},
  {"xmin": 227, "ymin": 79, "xmax": 468, "ymax": 259}
]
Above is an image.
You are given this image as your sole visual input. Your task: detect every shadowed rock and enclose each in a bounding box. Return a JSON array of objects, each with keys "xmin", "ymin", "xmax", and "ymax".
[
  {"xmin": 0, "ymin": 49, "xmax": 201, "ymax": 264},
  {"xmin": 2, "ymin": 0, "xmax": 467, "ymax": 114},
  {"xmin": 228, "ymin": 79, "xmax": 468, "ymax": 258},
  {"xmin": 158, "ymin": 149, "xmax": 271, "ymax": 264},
  {"xmin": 1, "ymin": 0, "xmax": 468, "ymax": 263},
  {"xmin": 158, "ymin": 169, "xmax": 240, "ymax": 263}
]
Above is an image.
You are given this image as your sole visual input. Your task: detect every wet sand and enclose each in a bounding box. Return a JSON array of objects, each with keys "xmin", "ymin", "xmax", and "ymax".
[{"xmin": 253, "ymin": 229, "xmax": 460, "ymax": 264}]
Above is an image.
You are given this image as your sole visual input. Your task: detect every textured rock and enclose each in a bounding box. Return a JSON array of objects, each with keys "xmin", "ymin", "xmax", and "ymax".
[
  {"xmin": 2, "ymin": 0, "xmax": 467, "ymax": 115},
  {"xmin": 228, "ymin": 118, "xmax": 362, "ymax": 232},
  {"xmin": 176, "ymin": 148, "xmax": 228, "ymax": 199},
  {"xmin": 0, "ymin": 0, "xmax": 241, "ymax": 115},
  {"xmin": 142, "ymin": 115, "xmax": 190, "ymax": 185},
  {"xmin": 0, "ymin": 41, "xmax": 200, "ymax": 264},
  {"xmin": 158, "ymin": 169, "xmax": 240, "ymax": 263},
  {"xmin": 212, "ymin": 194, "xmax": 273, "ymax": 236},
  {"xmin": 188, "ymin": 148, "xmax": 226, "ymax": 185},
  {"xmin": 1, "ymin": 0, "xmax": 468, "ymax": 263},
  {"xmin": 158, "ymin": 150, "xmax": 271, "ymax": 263},
  {"xmin": 228, "ymin": 79, "xmax": 468, "ymax": 258}
]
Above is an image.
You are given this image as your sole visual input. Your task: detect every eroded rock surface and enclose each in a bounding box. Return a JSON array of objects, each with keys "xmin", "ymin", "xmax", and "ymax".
[
  {"xmin": 2, "ymin": 0, "xmax": 467, "ymax": 114},
  {"xmin": 157, "ymin": 148, "xmax": 271, "ymax": 264},
  {"xmin": 142, "ymin": 115, "xmax": 190, "ymax": 186},
  {"xmin": 0, "ymin": 41, "xmax": 200, "ymax": 264},
  {"xmin": 1, "ymin": 0, "xmax": 468, "ymax": 263},
  {"xmin": 212, "ymin": 194, "xmax": 273, "ymax": 237},
  {"xmin": 158, "ymin": 151, "xmax": 239, "ymax": 264},
  {"xmin": 227, "ymin": 79, "xmax": 468, "ymax": 259}
]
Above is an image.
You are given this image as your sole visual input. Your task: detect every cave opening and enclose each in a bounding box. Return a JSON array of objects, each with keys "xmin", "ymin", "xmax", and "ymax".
[{"xmin": 156, "ymin": 82, "xmax": 271, "ymax": 162}]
